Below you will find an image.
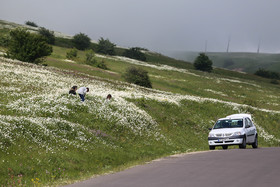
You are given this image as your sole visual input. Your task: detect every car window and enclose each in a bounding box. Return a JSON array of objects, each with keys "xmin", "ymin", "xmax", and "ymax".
[
  {"xmin": 245, "ymin": 118, "xmax": 249, "ymax": 127},
  {"xmin": 247, "ymin": 118, "xmax": 254, "ymax": 127},
  {"xmin": 245, "ymin": 118, "xmax": 252, "ymax": 127},
  {"xmin": 213, "ymin": 119, "xmax": 243, "ymax": 129}
]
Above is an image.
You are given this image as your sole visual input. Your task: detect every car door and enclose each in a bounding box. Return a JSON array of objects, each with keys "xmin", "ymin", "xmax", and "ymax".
[
  {"xmin": 249, "ymin": 118, "xmax": 257, "ymax": 142},
  {"xmin": 246, "ymin": 118, "xmax": 255, "ymax": 143}
]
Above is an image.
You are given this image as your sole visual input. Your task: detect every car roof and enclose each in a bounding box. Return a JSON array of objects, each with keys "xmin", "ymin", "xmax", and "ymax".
[
  {"xmin": 226, "ymin": 113, "xmax": 252, "ymax": 120},
  {"xmin": 218, "ymin": 117, "xmax": 241, "ymax": 121},
  {"xmin": 217, "ymin": 113, "xmax": 252, "ymax": 121}
]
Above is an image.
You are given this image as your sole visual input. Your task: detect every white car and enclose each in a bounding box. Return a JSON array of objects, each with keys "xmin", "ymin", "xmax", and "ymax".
[{"xmin": 208, "ymin": 114, "xmax": 258, "ymax": 150}]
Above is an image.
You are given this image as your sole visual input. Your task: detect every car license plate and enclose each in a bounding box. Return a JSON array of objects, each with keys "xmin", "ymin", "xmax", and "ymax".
[{"xmin": 218, "ymin": 139, "xmax": 223, "ymax": 142}]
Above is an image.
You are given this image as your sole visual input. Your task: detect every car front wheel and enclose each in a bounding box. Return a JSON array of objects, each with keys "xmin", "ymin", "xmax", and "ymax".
[
  {"xmin": 222, "ymin": 145, "xmax": 228, "ymax": 150},
  {"xmin": 252, "ymin": 135, "xmax": 258, "ymax": 149},
  {"xmin": 209, "ymin": 146, "xmax": 215, "ymax": 150},
  {"xmin": 239, "ymin": 137, "xmax": 246, "ymax": 149}
]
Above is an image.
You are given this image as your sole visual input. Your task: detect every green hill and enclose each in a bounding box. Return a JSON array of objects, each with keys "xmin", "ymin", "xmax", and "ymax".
[
  {"xmin": 167, "ymin": 51, "xmax": 280, "ymax": 73},
  {"xmin": 0, "ymin": 20, "xmax": 280, "ymax": 186}
]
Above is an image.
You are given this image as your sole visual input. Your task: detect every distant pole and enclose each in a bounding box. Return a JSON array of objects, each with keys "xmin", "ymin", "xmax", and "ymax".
[
  {"xmin": 204, "ymin": 40, "xmax": 208, "ymax": 53},
  {"xmin": 257, "ymin": 39, "xmax": 261, "ymax": 54},
  {"xmin": 226, "ymin": 36, "xmax": 231, "ymax": 53}
]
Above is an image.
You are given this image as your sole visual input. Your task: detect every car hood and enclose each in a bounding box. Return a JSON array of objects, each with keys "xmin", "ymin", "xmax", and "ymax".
[{"xmin": 210, "ymin": 128, "xmax": 243, "ymax": 134}]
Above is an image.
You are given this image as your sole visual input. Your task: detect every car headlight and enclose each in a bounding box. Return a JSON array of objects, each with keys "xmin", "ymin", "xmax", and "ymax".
[
  {"xmin": 208, "ymin": 133, "xmax": 215, "ymax": 137},
  {"xmin": 233, "ymin": 131, "xmax": 242, "ymax": 136}
]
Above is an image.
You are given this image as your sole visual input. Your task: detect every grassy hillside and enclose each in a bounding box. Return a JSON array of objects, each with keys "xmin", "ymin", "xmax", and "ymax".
[
  {"xmin": 0, "ymin": 20, "xmax": 280, "ymax": 186},
  {"xmin": 167, "ymin": 51, "xmax": 280, "ymax": 73}
]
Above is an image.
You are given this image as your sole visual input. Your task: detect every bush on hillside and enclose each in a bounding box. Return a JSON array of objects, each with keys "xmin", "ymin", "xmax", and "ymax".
[
  {"xmin": 72, "ymin": 33, "xmax": 91, "ymax": 50},
  {"xmin": 123, "ymin": 47, "xmax": 147, "ymax": 61},
  {"xmin": 123, "ymin": 66, "xmax": 152, "ymax": 88},
  {"xmin": 193, "ymin": 53, "xmax": 213, "ymax": 72},
  {"xmin": 7, "ymin": 28, "xmax": 52, "ymax": 63},
  {"xmin": 0, "ymin": 35, "xmax": 10, "ymax": 47},
  {"xmin": 25, "ymin": 21, "xmax": 38, "ymax": 27},
  {"xmin": 254, "ymin": 68, "xmax": 280, "ymax": 80},
  {"xmin": 38, "ymin": 27, "xmax": 55, "ymax": 44},
  {"xmin": 97, "ymin": 37, "xmax": 116, "ymax": 55},
  {"xmin": 96, "ymin": 59, "xmax": 108, "ymax": 70},
  {"xmin": 66, "ymin": 48, "xmax": 78, "ymax": 60},
  {"xmin": 84, "ymin": 49, "xmax": 96, "ymax": 65},
  {"xmin": 84, "ymin": 50, "xmax": 108, "ymax": 69}
]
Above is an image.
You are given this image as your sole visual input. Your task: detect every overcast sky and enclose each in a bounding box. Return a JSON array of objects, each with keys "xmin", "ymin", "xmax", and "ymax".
[{"xmin": 1, "ymin": 0, "xmax": 280, "ymax": 53}]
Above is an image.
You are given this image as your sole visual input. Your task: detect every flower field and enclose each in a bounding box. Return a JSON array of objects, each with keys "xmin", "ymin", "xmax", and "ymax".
[{"xmin": 0, "ymin": 53, "xmax": 280, "ymax": 186}]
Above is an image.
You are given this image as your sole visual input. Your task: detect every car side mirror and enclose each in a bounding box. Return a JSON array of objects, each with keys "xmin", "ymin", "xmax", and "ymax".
[
  {"xmin": 245, "ymin": 125, "xmax": 250, "ymax": 128},
  {"xmin": 208, "ymin": 128, "xmax": 212, "ymax": 130}
]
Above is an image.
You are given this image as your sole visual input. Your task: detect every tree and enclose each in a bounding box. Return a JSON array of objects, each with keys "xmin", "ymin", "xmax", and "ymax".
[
  {"xmin": 123, "ymin": 47, "xmax": 146, "ymax": 61},
  {"xmin": 7, "ymin": 28, "xmax": 52, "ymax": 63},
  {"xmin": 72, "ymin": 33, "xmax": 91, "ymax": 50},
  {"xmin": 25, "ymin": 21, "xmax": 38, "ymax": 27},
  {"xmin": 193, "ymin": 53, "xmax": 213, "ymax": 72},
  {"xmin": 38, "ymin": 27, "xmax": 55, "ymax": 44},
  {"xmin": 97, "ymin": 37, "xmax": 116, "ymax": 55},
  {"xmin": 123, "ymin": 66, "xmax": 152, "ymax": 88}
]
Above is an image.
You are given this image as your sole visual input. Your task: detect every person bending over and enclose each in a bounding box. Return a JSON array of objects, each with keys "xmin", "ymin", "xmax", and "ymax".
[{"xmin": 77, "ymin": 87, "xmax": 89, "ymax": 102}]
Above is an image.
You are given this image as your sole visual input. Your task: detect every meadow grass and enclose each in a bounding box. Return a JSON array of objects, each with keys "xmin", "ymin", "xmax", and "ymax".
[
  {"xmin": 0, "ymin": 20, "xmax": 280, "ymax": 186},
  {"xmin": 1, "ymin": 56, "xmax": 280, "ymax": 186},
  {"xmin": 46, "ymin": 46, "xmax": 280, "ymax": 111}
]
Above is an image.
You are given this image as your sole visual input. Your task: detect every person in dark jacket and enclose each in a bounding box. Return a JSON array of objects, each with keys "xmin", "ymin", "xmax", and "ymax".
[
  {"xmin": 106, "ymin": 94, "xmax": 112, "ymax": 100},
  {"xmin": 69, "ymin": 86, "xmax": 78, "ymax": 95}
]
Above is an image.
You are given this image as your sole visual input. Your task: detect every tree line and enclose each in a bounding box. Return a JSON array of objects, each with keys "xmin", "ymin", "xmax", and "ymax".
[
  {"xmin": 0, "ymin": 21, "xmax": 148, "ymax": 63},
  {"xmin": 1, "ymin": 21, "xmax": 278, "ymax": 88}
]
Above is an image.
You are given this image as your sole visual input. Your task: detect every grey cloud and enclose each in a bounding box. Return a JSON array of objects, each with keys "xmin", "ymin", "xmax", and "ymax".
[{"xmin": 1, "ymin": 0, "xmax": 280, "ymax": 53}]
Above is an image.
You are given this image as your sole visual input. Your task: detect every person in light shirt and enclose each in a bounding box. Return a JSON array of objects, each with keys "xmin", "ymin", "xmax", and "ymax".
[{"xmin": 77, "ymin": 87, "xmax": 89, "ymax": 102}]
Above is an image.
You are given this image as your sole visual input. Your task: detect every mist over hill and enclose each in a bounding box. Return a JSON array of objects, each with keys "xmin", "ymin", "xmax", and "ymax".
[{"xmin": 165, "ymin": 51, "xmax": 280, "ymax": 73}]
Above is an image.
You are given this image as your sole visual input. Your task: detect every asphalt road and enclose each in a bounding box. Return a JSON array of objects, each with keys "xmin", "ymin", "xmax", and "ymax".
[{"xmin": 66, "ymin": 147, "xmax": 280, "ymax": 187}]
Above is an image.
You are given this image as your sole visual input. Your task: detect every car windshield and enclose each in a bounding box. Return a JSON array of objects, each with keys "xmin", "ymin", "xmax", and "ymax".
[{"xmin": 213, "ymin": 119, "xmax": 243, "ymax": 129}]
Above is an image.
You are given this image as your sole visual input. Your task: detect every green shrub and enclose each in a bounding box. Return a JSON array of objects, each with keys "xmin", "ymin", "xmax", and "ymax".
[
  {"xmin": 97, "ymin": 37, "xmax": 116, "ymax": 55},
  {"xmin": 7, "ymin": 28, "xmax": 52, "ymax": 63},
  {"xmin": 255, "ymin": 68, "xmax": 280, "ymax": 80},
  {"xmin": 66, "ymin": 48, "xmax": 78, "ymax": 60},
  {"xmin": 123, "ymin": 66, "xmax": 152, "ymax": 88},
  {"xmin": 25, "ymin": 21, "xmax": 38, "ymax": 27},
  {"xmin": 84, "ymin": 49, "xmax": 95, "ymax": 65},
  {"xmin": 72, "ymin": 33, "xmax": 91, "ymax": 50},
  {"xmin": 84, "ymin": 50, "xmax": 108, "ymax": 69},
  {"xmin": 96, "ymin": 59, "xmax": 108, "ymax": 70},
  {"xmin": 123, "ymin": 47, "xmax": 146, "ymax": 61},
  {"xmin": 194, "ymin": 53, "xmax": 213, "ymax": 72},
  {"xmin": 38, "ymin": 27, "xmax": 55, "ymax": 44},
  {"xmin": 0, "ymin": 34, "xmax": 10, "ymax": 47}
]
